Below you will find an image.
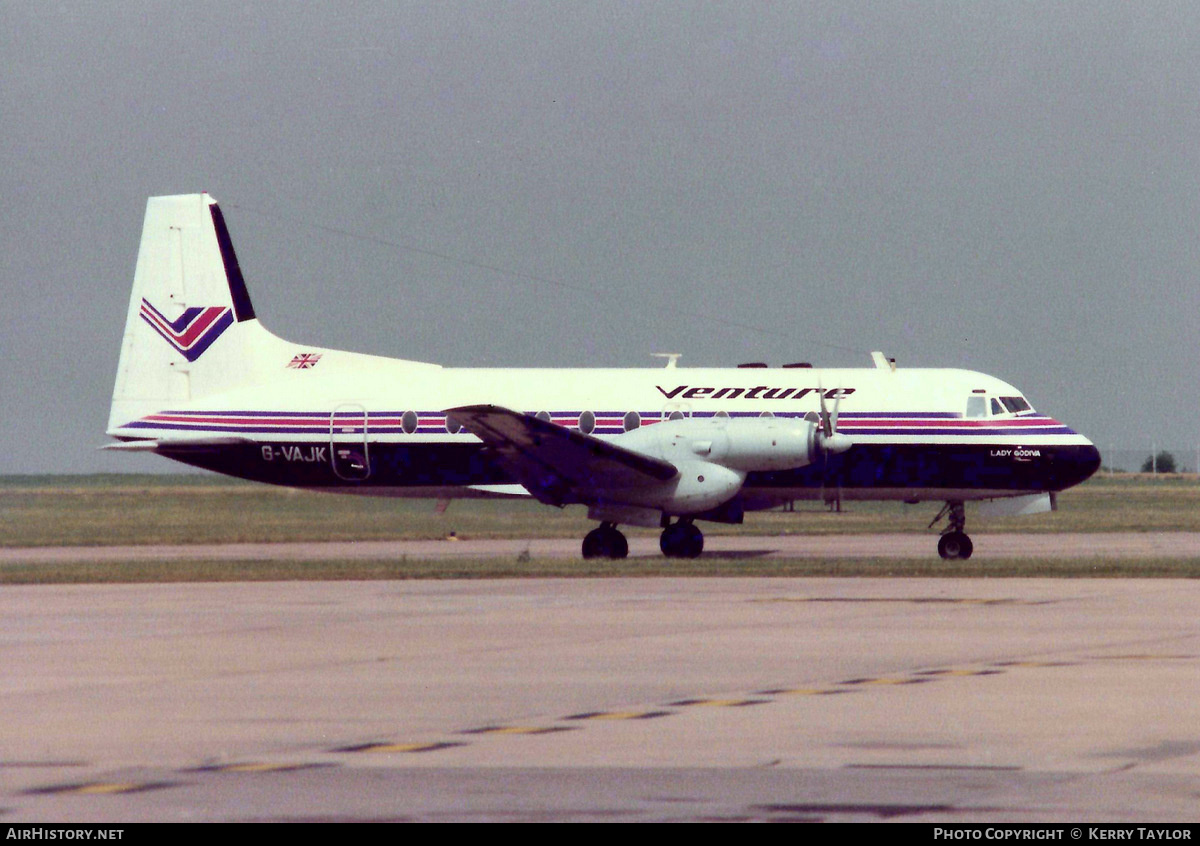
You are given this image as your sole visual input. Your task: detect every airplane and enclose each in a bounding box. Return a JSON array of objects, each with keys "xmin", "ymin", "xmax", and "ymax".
[{"xmin": 106, "ymin": 194, "xmax": 1101, "ymax": 560}]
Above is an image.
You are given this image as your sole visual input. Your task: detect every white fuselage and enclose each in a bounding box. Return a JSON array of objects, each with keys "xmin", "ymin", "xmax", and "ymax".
[{"xmin": 110, "ymin": 340, "xmax": 1099, "ymax": 504}]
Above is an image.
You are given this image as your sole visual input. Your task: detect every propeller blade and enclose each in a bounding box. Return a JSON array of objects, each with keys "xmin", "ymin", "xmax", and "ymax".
[
  {"xmin": 818, "ymin": 381, "xmax": 832, "ymax": 438},
  {"xmin": 817, "ymin": 386, "xmax": 852, "ymax": 455},
  {"xmin": 816, "ymin": 384, "xmax": 850, "ymax": 512}
]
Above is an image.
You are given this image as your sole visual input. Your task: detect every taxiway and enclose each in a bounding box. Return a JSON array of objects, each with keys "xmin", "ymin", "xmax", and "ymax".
[{"xmin": 2, "ymin": 575, "xmax": 1199, "ymax": 821}]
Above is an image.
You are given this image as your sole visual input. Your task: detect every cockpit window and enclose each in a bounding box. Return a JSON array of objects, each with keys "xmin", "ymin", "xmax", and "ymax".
[
  {"xmin": 966, "ymin": 396, "xmax": 986, "ymax": 418},
  {"xmin": 991, "ymin": 398, "xmax": 1003, "ymax": 416},
  {"xmin": 1000, "ymin": 396, "xmax": 1032, "ymax": 413}
]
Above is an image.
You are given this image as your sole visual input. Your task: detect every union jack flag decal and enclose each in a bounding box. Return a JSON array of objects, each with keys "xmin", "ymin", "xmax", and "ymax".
[
  {"xmin": 140, "ymin": 299, "xmax": 233, "ymax": 362},
  {"xmin": 287, "ymin": 353, "xmax": 322, "ymax": 369}
]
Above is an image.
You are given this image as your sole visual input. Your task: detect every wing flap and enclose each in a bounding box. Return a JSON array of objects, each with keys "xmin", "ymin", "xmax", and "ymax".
[{"xmin": 448, "ymin": 404, "xmax": 677, "ymax": 506}]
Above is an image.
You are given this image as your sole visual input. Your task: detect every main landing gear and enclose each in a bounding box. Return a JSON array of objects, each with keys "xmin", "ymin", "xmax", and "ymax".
[
  {"xmin": 930, "ymin": 500, "xmax": 973, "ymax": 560},
  {"xmin": 660, "ymin": 518, "xmax": 703, "ymax": 559},
  {"xmin": 582, "ymin": 522, "xmax": 628, "ymax": 559},
  {"xmin": 580, "ymin": 518, "xmax": 706, "ymax": 559}
]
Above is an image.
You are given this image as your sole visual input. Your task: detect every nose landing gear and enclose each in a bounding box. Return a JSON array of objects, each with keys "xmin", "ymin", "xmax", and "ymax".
[{"xmin": 931, "ymin": 501, "xmax": 974, "ymax": 560}]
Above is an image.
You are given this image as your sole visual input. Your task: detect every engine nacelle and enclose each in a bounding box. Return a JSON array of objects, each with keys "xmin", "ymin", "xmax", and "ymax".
[
  {"xmin": 598, "ymin": 416, "xmax": 821, "ymax": 515},
  {"xmin": 655, "ymin": 459, "xmax": 747, "ymax": 514},
  {"xmin": 590, "ymin": 457, "xmax": 746, "ymax": 516},
  {"xmin": 613, "ymin": 416, "xmax": 818, "ymax": 473}
]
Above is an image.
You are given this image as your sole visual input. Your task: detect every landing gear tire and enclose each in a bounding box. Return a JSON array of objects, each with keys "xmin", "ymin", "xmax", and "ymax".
[
  {"xmin": 938, "ymin": 531, "xmax": 973, "ymax": 560},
  {"xmin": 582, "ymin": 523, "xmax": 628, "ymax": 559},
  {"xmin": 931, "ymin": 500, "xmax": 972, "ymax": 560},
  {"xmin": 660, "ymin": 520, "xmax": 704, "ymax": 559}
]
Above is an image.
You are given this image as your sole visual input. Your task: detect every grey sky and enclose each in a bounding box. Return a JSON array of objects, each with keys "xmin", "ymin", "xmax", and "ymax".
[{"xmin": 2, "ymin": 2, "xmax": 1197, "ymax": 474}]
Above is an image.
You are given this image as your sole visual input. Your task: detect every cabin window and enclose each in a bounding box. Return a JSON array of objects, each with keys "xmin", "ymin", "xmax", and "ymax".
[
  {"xmin": 578, "ymin": 410, "xmax": 595, "ymax": 435},
  {"xmin": 623, "ymin": 411, "xmax": 640, "ymax": 431},
  {"xmin": 714, "ymin": 410, "xmax": 730, "ymax": 419},
  {"xmin": 759, "ymin": 410, "xmax": 775, "ymax": 418},
  {"xmin": 535, "ymin": 411, "xmax": 551, "ymax": 423},
  {"xmin": 401, "ymin": 410, "xmax": 419, "ymax": 434},
  {"xmin": 445, "ymin": 415, "xmax": 462, "ymax": 435},
  {"xmin": 966, "ymin": 396, "xmax": 987, "ymax": 418},
  {"xmin": 668, "ymin": 410, "xmax": 685, "ymax": 421}
]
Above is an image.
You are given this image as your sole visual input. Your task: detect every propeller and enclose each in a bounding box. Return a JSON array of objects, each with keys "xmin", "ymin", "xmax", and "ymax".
[
  {"xmin": 817, "ymin": 385, "xmax": 853, "ymax": 512},
  {"xmin": 818, "ymin": 386, "xmax": 853, "ymax": 456}
]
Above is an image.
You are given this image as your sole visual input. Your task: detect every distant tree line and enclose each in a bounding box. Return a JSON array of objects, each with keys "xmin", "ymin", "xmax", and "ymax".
[{"xmin": 1141, "ymin": 451, "xmax": 1178, "ymax": 473}]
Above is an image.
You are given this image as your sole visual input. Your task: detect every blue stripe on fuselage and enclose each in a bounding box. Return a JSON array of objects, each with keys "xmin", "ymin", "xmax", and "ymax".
[{"xmin": 159, "ymin": 440, "xmax": 1101, "ymax": 497}]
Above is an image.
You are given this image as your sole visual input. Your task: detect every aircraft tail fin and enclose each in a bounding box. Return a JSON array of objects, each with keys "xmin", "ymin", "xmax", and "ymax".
[{"xmin": 108, "ymin": 194, "xmax": 289, "ymax": 431}]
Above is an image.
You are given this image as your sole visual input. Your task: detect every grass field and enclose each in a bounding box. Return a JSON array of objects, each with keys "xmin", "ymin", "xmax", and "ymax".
[
  {"xmin": 2, "ymin": 474, "xmax": 1198, "ymax": 582},
  {"xmin": 1, "ymin": 552, "xmax": 1199, "ymax": 585},
  {"xmin": 3, "ymin": 473, "xmax": 1199, "ymax": 547}
]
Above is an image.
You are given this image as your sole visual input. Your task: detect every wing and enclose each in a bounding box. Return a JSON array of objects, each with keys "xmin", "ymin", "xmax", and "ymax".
[{"xmin": 447, "ymin": 404, "xmax": 678, "ymax": 506}]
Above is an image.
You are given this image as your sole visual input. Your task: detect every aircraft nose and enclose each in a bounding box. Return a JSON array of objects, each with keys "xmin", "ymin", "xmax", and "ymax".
[
  {"xmin": 1079, "ymin": 443, "xmax": 1102, "ymax": 481},
  {"xmin": 1056, "ymin": 442, "xmax": 1101, "ymax": 489}
]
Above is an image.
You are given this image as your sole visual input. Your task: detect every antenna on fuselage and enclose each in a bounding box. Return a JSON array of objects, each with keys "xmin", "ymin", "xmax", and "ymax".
[
  {"xmin": 871, "ymin": 350, "xmax": 897, "ymax": 371},
  {"xmin": 652, "ymin": 353, "xmax": 682, "ymax": 370}
]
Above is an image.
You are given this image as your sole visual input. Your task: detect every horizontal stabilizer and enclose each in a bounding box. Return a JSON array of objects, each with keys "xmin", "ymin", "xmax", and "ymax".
[
  {"xmin": 101, "ymin": 437, "xmax": 253, "ymax": 453},
  {"xmin": 448, "ymin": 404, "xmax": 678, "ymax": 507}
]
